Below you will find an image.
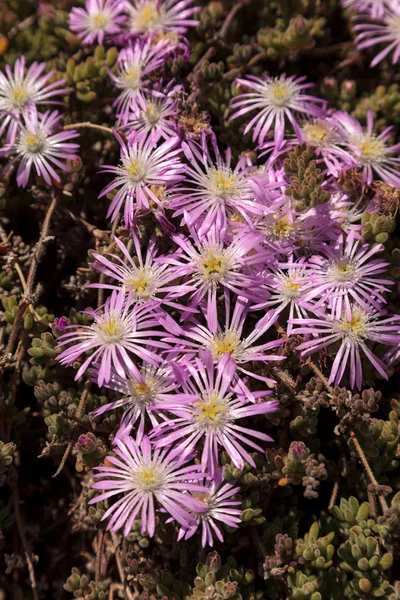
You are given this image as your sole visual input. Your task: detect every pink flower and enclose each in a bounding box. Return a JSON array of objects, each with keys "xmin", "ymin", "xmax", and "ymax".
[
  {"xmin": 69, "ymin": 0, "xmax": 126, "ymax": 45},
  {"xmin": 109, "ymin": 39, "xmax": 171, "ymax": 123},
  {"xmin": 291, "ymin": 305, "xmax": 400, "ymax": 389},
  {"xmin": 90, "ymin": 436, "xmax": 207, "ymax": 537},
  {"xmin": 297, "ymin": 117, "xmax": 358, "ymax": 176},
  {"xmin": 88, "ymin": 234, "xmax": 193, "ymax": 308},
  {"xmin": 170, "ymin": 135, "xmax": 265, "ymax": 236},
  {"xmin": 99, "ymin": 131, "xmax": 184, "ymax": 225},
  {"xmin": 56, "ymin": 288, "xmax": 169, "ymax": 386},
  {"xmin": 253, "ymin": 261, "xmax": 312, "ymax": 335},
  {"xmin": 91, "ymin": 357, "xmax": 179, "ymax": 441},
  {"xmin": 354, "ymin": 1, "xmax": 400, "ymax": 67},
  {"xmin": 330, "ymin": 110, "xmax": 400, "ymax": 186},
  {"xmin": 0, "ymin": 56, "xmax": 68, "ymax": 144},
  {"xmin": 230, "ymin": 74, "xmax": 326, "ymax": 148},
  {"xmin": 122, "ymin": 85, "xmax": 180, "ymax": 143},
  {"xmin": 342, "ymin": 0, "xmax": 388, "ymax": 19},
  {"xmin": 164, "ymin": 294, "xmax": 284, "ymax": 388},
  {"xmin": 125, "ymin": 0, "xmax": 200, "ymax": 37},
  {"xmin": 303, "ymin": 230, "xmax": 393, "ymax": 317},
  {"xmin": 177, "ymin": 471, "xmax": 241, "ymax": 547},
  {"xmin": 158, "ymin": 226, "xmax": 268, "ymax": 321},
  {"xmin": 151, "ymin": 351, "xmax": 278, "ymax": 474},
  {"xmin": 0, "ymin": 109, "xmax": 79, "ymax": 188}
]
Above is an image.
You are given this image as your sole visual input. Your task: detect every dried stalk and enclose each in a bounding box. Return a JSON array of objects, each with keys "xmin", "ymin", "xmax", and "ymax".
[
  {"xmin": 190, "ymin": 0, "xmax": 250, "ymax": 76},
  {"xmin": 350, "ymin": 432, "xmax": 389, "ymax": 513},
  {"xmin": 2, "ymin": 193, "xmax": 58, "ymax": 363},
  {"xmin": 64, "ymin": 122, "xmax": 114, "ymax": 134}
]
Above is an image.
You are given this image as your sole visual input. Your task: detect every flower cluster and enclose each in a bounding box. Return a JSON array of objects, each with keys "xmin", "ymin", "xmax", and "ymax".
[
  {"xmin": 4, "ymin": 0, "xmax": 400, "ymax": 550},
  {"xmin": 0, "ymin": 58, "xmax": 78, "ymax": 186}
]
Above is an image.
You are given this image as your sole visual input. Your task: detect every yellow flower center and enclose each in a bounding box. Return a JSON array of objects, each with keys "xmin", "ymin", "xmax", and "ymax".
[
  {"xmin": 271, "ymin": 216, "xmax": 294, "ymax": 239},
  {"xmin": 24, "ymin": 132, "xmax": 46, "ymax": 153},
  {"xmin": 126, "ymin": 374, "xmax": 158, "ymax": 406},
  {"xmin": 337, "ymin": 309, "xmax": 368, "ymax": 340},
  {"xmin": 136, "ymin": 465, "xmax": 160, "ymax": 490},
  {"xmin": 283, "ymin": 279, "xmax": 301, "ymax": 297},
  {"xmin": 123, "ymin": 65, "xmax": 142, "ymax": 89},
  {"xmin": 195, "ymin": 394, "xmax": 228, "ymax": 426},
  {"xmin": 145, "ymin": 102, "xmax": 162, "ymax": 125},
  {"xmin": 89, "ymin": 10, "xmax": 111, "ymax": 30},
  {"xmin": 357, "ymin": 135, "xmax": 386, "ymax": 165},
  {"xmin": 125, "ymin": 269, "xmax": 152, "ymax": 297},
  {"xmin": 96, "ymin": 316, "xmax": 125, "ymax": 342},
  {"xmin": 329, "ymin": 259, "xmax": 356, "ymax": 282},
  {"xmin": 11, "ymin": 86, "xmax": 30, "ymax": 108},
  {"xmin": 268, "ymin": 81, "xmax": 294, "ymax": 107},
  {"xmin": 210, "ymin": 331, "xmax": 240, "ymax": 358},
  {"xmin": 125, "ymin": 158, "xmax": 146, "ymax": 181},
  {"xmin": 302, "ymin": 122, "xmax": 333, "ymax": 146},
  {"xmin": 193, "ymin": 493, "xmax": 209, "ymax": 505},
  {"xmin": 200, "ymin": 250, "xmax": 227, "ymax": 280},
  {"xmin": 133, "ymin": 2, "xmax": 160, "ymax": 32},
  {"xmin": 131, "ymin": 381, "xmax": 149, "ymax": 395},
  {"xmin": 209, "ymin": 168, "xmax": 239, "ymax": 199}
]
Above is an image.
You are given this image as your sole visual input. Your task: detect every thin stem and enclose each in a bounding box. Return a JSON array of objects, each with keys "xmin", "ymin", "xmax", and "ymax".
[
  {"xmin": 271, "ymin": 366, "xmax": 297, "ymax": 390},
  {"xmin": 350, "ymin": 432, "xmax": 389, "ymax": 513},
  {"xmin": 56, "ymin": 203, "xmax": 109, "ymax": 239},
  {"xmin": 190, "ymin": 0, "xmax": 250, "ymax": 76},
  {"xmin": 64, "ymin": 122, "xmax": 114, "ymax": 135},
  {"xmin": 111, "ymin": 532, "xmax": 135, "ymax": 600},
  {"xmin": 95, "ymin": 530, "xmax": 105, "ymax": 583},
  {"xmin": 307, "ymin": 360, "xmax": 333, "ymax": 394},
  {"xmin": 1, "ymin": 193, "xmax": 58, "ymax": 364},
  {"xmin": 328, "ymin": 481, "xmax": 339, "ymax": 510}
]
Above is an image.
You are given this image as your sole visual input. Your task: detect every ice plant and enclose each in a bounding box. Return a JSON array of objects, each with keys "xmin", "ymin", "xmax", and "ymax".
[
  {"xmin": 331, "ymin": 110, "xmax": 400, "ymax": 186},
  {"xmin": 291, "ymin": 305, "xmax": 400, "ymax": 389},
  {"xmin": 56, "ymin": 288, "xmax": 169, "ymax": 386},
  {"xmin": 0, "ymin": 110, "xmax": 79, "ymax": 188},
  {"xmin": 69, "ymin": 0, "xmax": 126, "ymax": 45},
  {"xmin": 88, "ymin": 234, "xmax": 192, "ymax": 307},
  {"xmin": 254, "ymin": 261, "xmax": 312, "ymax": 335},
  {"xmin": 341, "ymin": 0, "xmax": 389, "ymax": 19},
  {"xmin": 230, "ymin": 74, "xmax": 326, "ymax": 147},
  {"xmin": 99, "ymin": 132, "xmax": 184, "ymax": 224},
  {"xmin": 151, "ymin": 351, "xmax": 278, "ymax": 473},
  {"xmin": 109, "ymin": 39, "xmax": 171, "ymax": 123},
  {"xmin": 170, "ymin": 136, "xmax": 265, "ymax": 235},
  {"xmin": 177, "ymin": 471, "xmax": 241, "ymax": 547},
  {"xmin": 91, "ymin": 358, "xmax": 179, "ymax": 440},
  {"xmin": 123, "ymin": 89, "xmax": 179, "ymax": 142},
  {"xmin": 297, "ymin": 117, "xmax": 357, "ymax": 176},
  {"xmin": 125, "ymin": 0, "xmax": 200, "ymax": 36},
  {"xmin": 354, "ymin": 2, "xmax": 400, "ymax": 67},
  {"xmin": 0, "ymin": 56, "xmax": 67, "ymax": 144},
  {"xmin": 161, "ymin": 226, "xmax": 269, "ymax": 320},
  {"xmin": 164, "ymin": 294, "xmax": 284, "ymax": 387},
  {"xmin": 90, "ymin": 436, "xmax": 207, "ymax": 537},
  {"xmin": 303, "ymin": 231, "xmax": 393, "ymax": 317}
]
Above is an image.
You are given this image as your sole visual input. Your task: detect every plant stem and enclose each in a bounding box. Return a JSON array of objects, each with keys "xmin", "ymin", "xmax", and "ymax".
[
  {"xmin": 64, "ymin": 122, "xmax": 114, "ymax": 134},
  {"xmin": 350, "ymin": 432, "xmax": 389, "ymax": 513},
  {"xmin": 1, "ymin": 193, "xmax": 58, "ymax": 367}
]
